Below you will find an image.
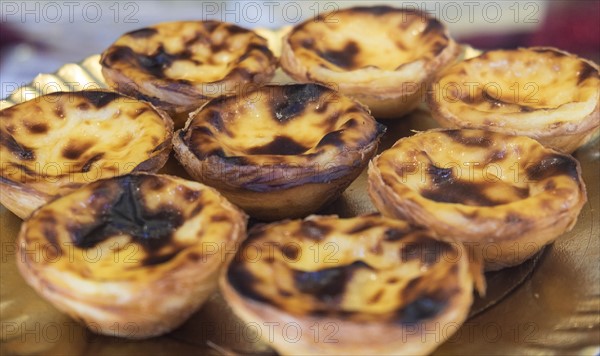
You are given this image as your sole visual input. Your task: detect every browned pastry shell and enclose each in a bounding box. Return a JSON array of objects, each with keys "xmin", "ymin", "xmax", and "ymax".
[
  {"xmin": 221, "ymin": 214, "xmax": 475, "ymax": 355},
  {"xmin": 101, "ymin": 20, "xmax": 277, "ymax": 127},
  {"xmin": 280, "ymin": 6, "xmax": 460, "ymax": 118},
  {"xmin": 16, "ymin": 173, "xmax": 247, "ymax": 338},
  {"xmin": 368, "ymin": 129, "xmax": 587, "ymax": 270},
  {"xmin": 0, "ymin": 90, "xmax": 173, "ymax": 219},
  {"xmin": 427, "ymin": 47, "xmax": 600, "ymax": 153},
  {"xmin": 173, "ymin": 83, "xmax": 385, "ymax": 220}
]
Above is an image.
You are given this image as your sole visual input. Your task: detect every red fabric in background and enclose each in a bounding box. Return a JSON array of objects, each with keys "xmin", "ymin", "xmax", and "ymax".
[
  {"xmin": 529, "ymin": 1, "xmax": 600, "ymax": 57},
  {"xmin": 458, "ymin": 1, "xmax": 599, "ymax": 61}
]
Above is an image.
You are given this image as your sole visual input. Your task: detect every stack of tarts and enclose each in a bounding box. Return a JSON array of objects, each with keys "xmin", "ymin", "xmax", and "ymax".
[{"xmin": 1, "ymin": 5, "xmax": 597, "ymax": 356}]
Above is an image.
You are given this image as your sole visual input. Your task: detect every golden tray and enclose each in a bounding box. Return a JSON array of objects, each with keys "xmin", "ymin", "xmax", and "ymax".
[{"xmin": 1, "ymin": 28, "xmax": 599, "ymax": 355}]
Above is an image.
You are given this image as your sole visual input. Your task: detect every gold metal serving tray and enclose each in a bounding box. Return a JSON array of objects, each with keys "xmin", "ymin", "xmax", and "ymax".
[{"xmin": 1, "ymin": 28, "xmax": 598, "ymax": 355}]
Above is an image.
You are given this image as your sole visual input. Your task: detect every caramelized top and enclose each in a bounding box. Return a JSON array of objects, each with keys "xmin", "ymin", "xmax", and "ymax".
[
  {"xmin": 178, "ymin": 83, "xmax": 384, "ymax": 166},
  {"xmin": 227, "ymin": 214, "xmax": 471, "ymax": 323},
  {"xmin": 430, "ymin": 48, "xmax": 600, "ymax": 133},
  {"xmin": 19, "ymin": 174, "xmax": 246, "ymax": 281},
  {"xmin": 373, "ymin": 129, "xmax": 585, "ymax": 213},
  {"xmin": 101, "ymin": 21, "xmax": 276, "ymax": 98},
  {"xmin": 0, "ymin": 90, "xmax": 172, "ymax": 196},
  {"xmin": 282, "ymin": 7, "xmax": 458, "ymax": 92}
]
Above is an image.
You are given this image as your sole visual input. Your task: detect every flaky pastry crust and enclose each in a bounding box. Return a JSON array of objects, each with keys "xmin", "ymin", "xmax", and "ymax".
[
  {"xmin": 16, "ymin": 173, "xmax": 247, "ymax": 338},
  {"xmin": 173, "ymin": 84, "xmax": 385, "ymax": 220},
  {"xmin": 0, "ymin": 90, "xmax": 173, "ymax": 219},
  {"xmin": 368, "ymin": 129, "xmax": 587, "ymax": 270},
  {"xmin": 220, "ymin": 214, "xmax": 474, "ymax": 355},
  {"xmin": 101, "ymin": 20, "xmax": 277, "ymax": 127},
  {"xmin": 428, "ymin": 47, "xmax": 600, "ymax": 152},
  {"xmin": 280, "ymin": 6, "xmax": 460, "ymax": 118}
]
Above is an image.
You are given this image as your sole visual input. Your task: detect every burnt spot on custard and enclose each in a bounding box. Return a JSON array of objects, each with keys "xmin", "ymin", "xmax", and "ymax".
[
  {"xmin": 205, "ymin": 110, "xmax": 233, "ymax": 136},
  {"xmin": 281, "ymin": 244, "xmax": 300, "ymax": 260},
  {"xmin": 299, "ymin": 220, "xmax": 332, "ymax": 241},
  {"xmin": 67, "ymin": 175, "xmax": 186, "ymax": 266},
  {"xmin": 270, "ymin": 84, "xmax": 330, "ymax": 123},
  {"xmin": 459, "ymin": 88, "xmax": 537, "ymax": 112},
  {"xmin": 202, "ymin": 20, "xmax": 221, "ymax": 32},
  {"xmin": 421, "ymin": 178, "xmax": 528, "ymax": 206},
  {"xmin": 422, "ymin": 19, "xmax": 445, "ymax": 36},
  {"xmin": 316, "ymin": 41, "xmax": 360, "ymax": 70},
  {"xmin": 227, "ymin": 263, "xmax": 272, "ymax": 304},
  {"xmin": 350, "ymin": 5, "xmax": 396, "ymax": 16},
  {"xmin": 77, "ymin": 102, "xmax": 91, "ymax": 111},
  {"xmin": 239, "ymin": 42, "xmax": 273, "ymax": 61},
  {"xmin": 53, "ymin": 105, "xmax": 65, "ymax": 119},
  {"xmin": 247, "ymin": 136, "xmax": 308, "ymax": 155},
  {"xmin": 443, "ymin": 130, "xmax": 493, "ymax": 148},
  {"xmin": 397, "ymin": 296, "xmax": 447, "ymax": 324},
  {"xmin": 37, "ymin": 213, "xmax": 59, "ymax": 249},
  {"xmin": 126, "ymin": 27, "xmax": 158, "ymax": 38},
  {"xmin": 300, "ymin": 38, "xmax": 315, "ymax": 50},
  {"xmin": 577, "ymin": 61, "xmax": 598, "ymax": 85},
  {"xmin": 519, "ymin": 104, "xmax": 535, "ymax": 112},
  {"xmin": 426, "ymin": 164, "xmax": 454, "ymax": 185},
  {"xmin": 62, "ymin": 141, "xmax": 94, "ymax": 160},
  {"xmin": 384, "ymin": 226, "xmax": 413, "ymax": 241},
  {"xmin": 346, "ymin": 220, "xmax": 376, "ymax": 234},
  {"xmin": 1, "ymin": 130, "xmax": 35, "ymax": 161},
  {"xmin": 24, "ymin": 122, "xmax": 49, "ymax": 134},
  {"xmin": 316, "ymin": 130, "xmax": 345, "ymax": 149},
  {"xmin": 422, "ymin": 164, "xmax": 529, "ymax": 206},
  {"xmin": 132, "ymin": 107, "xmax": 148, "ymax": 118},
  {"xmin": 104, "ymin": 45, "xmax": 193, "ymax": 78},
  {"xmin": 69, "ymin": 90, "xmax": 122, "ymax": 109},
  {"xmin": 81, "ymin": 153, "xmax": 104, "ymax": 173},
  {"xmin": 505, "ymin": 213, "xmax": 523, "ymax": 224},
  {"xmin": 400, "ymin": 236, "xmax": 452, "ymax": 265},
  {"xmin": 294, "ymin": 261, "xmax": 371, "ymax": 303},
  {"xmin": 183, "ymin": 188, "xmax": 201, "ymax": 202},
  {"xmin": 526, "ymin": 153, "xmax": 580, "ymax": 182},
  {"xmin": 544, "ymin": 180, "xmax": 556, "ymax": 191},
  {"xmin": 369, "ymin": 289, "xmax": 385, "ymax": 303}
]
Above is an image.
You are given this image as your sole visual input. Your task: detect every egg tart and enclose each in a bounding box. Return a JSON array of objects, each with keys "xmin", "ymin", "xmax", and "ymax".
[
  {"xmin": 0, "ymin": 90, "xmax": 173, "ymax": 219},
  {"xmin": 173, "ymin": 84, "xmax": 385, "ymax": 221},
  {"xmin": 221, "ymin": 214, "xmax": 475, "ymax": 355},
  {"xmin": 368, "ymin": 129, "xmax": 587, "ymax": 270},
  {"xmin": 16, "ymin": 173, "xmax": 247, "ymax": 338},
  {"xmin": 101, "ymin": 20, "xmax": 277, "ymax": 128},
  {"xmin": 280, "ymin": 6, "xmax": 460, "ymax": 119},
  {"xmin": 428, "ymin": 47, "xmax": 600, "ymax": 153}
]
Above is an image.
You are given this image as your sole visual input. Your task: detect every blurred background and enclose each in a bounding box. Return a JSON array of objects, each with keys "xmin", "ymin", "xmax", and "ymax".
[{"xmin": 1, "ymin": 0, "xmax": 599, "ymax": 98}]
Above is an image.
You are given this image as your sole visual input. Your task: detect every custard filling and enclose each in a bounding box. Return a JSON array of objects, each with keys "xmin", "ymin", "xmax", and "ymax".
[
  {"xmin": 227, "ymin": 215, "xmax": 466, "ymax": 323},
  {"xmin": 288, "ymin": 7, "xmax": 450, "ymax": 73},
  {"xmin": 180, "ymin": 84, "xmax": 384, "ymax": 167},
  {"xmin": 0, "ymin": 91, "xmax": 171, "ymax": 196},
  {"xmin": 101, "ymin": 21, "xmax": 275, "ymax": 92},
  {"xmin": 19, "ymin": 174, "xmax": 241, "ymax": 283},
  {"xmin": 430, "ymin": 48, "xmax": 599, "ymax": 131},
  {"xmin": 375, "ymin": 129, "xmax": 584, "ymax": 212}
]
